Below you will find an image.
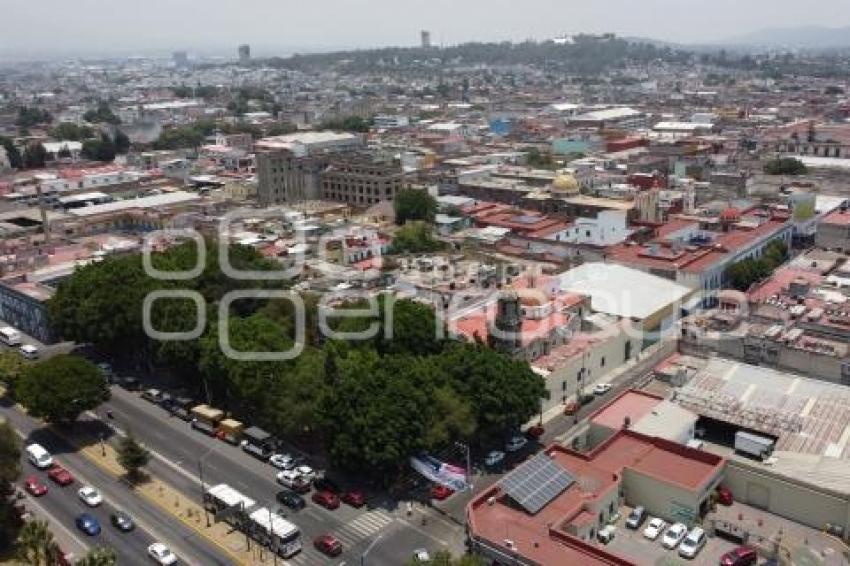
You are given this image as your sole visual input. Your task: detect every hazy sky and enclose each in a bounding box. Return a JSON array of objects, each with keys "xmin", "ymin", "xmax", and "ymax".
[{"xmin": 5, "ymin": 0, "xmax": 850, "ymax": 57}]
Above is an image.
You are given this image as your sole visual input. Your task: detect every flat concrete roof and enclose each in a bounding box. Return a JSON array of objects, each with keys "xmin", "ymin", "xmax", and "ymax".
[{"xmin": 557, "ymin": 263, "xmax": 693, "ymax": 321}]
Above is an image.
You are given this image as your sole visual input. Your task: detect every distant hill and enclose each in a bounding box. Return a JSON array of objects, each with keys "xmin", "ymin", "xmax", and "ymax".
[
  {"xmin": 723, "ymin": 26, "xmax": 850, "ymax": 49},
  {"xmin": 259, "ymin": 36, "xmax": 692, "ymax": 75}
]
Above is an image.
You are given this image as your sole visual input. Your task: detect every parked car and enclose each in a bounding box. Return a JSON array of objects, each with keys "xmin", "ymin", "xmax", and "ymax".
[
  {"xmin": 678, "ymin": 526, "xmax": 707, "ymax": 558},
  {"xmin": 505, "ymin": 435, "xmax": 528, "ymax": 452},
  {"xmin": 313, "ymin": 477, "xmax": 341, "ymax": 494},
  {"xmin": 720, "ymin": 546, "xmax": 758, "ymax": 566},
  {"xmin": 295, "ymin": 465, "xmax": 315, "ymax": 483},
  {"xmin": 430, "ymin": 485, "xmax": 454, "ymax": 501},
  {"xmin": 716, "ymin": 485, "xmax": 734, "ymax": 506},
  {"xmin": 268, "ymin": 453, "xmax": 296, "ymax": 470},
  {"xmin": 23, "ymin": 476, "xmax": 47, "ymax": 497},
  {"xmin": 312, "ymin": 490, "xmax": 340, "ymax": 510},
  {"xmin": 597, "ymin": 525, "xmax": 616, "ymax": 544},
  {"xmin": 412, "ymin": 548, "xmax": 431, "ymax": 562},
  {"xmin": 110, "ymin": 511, "xmax": 134, "ymax": 532},
  {"xmin": 341, "ymin": 490, "xmax": 365, "ymax": 508},
  {"xmin": 47, "ymin": 465, "xmax": 74, "ymax": 486},
  {"xmin": 241, "ymin": 442, "xmax": 272, "ymax": 462},
  {"xmin": 120, "ymin": 376, "xmax": 140, "ymax": 391},
  {"xmin": 484, "ymin": 450, "xmax": 505, "ymax": 468},
  {"xmin": 276, "ymin": 489, "xmax": 305, "ymax": 511},
  {"xmin": 625, "ymin": 506, "xmax": 646, "ymax": 529},
  {"xmin": 661, "ymin": 523, "xmax": 688, "ymax": 549},
  {"xmin": 593, "ymin": 383, "xmax": 612, "ymax": 395},
  {"xmin": 78, "ymin": 486, "xmax": 103, "ymax": 507},
  {"xmin": 564, "ymin": 400, "xmax": 580, "ymax": 415},
  {"xmin": 314, "ymin": 534, "xmax": 342, "ymax": 557},
  {"xmin": 642, "ymin": 517, "xmax": 667, "ymax": 541},
  {"xmin": 19, "ymin": 344, "xmax": 39, "ymax": 360},
  {"xmin": 278, "ymin": 470, "xmax": 311, "ymax": 493},
  {"xmin": 526, "ymin": 425, "xmax": 544, "ymax": 439},
  {"xmin": 75, "ymin": 513, "xmax": 101, "ymax": 536},
  {"xmin": 147, "ymin": 542, "xmax": 178, "ymax": 565}
]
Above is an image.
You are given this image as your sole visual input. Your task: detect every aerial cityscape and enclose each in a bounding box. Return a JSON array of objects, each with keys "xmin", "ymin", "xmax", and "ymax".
[{"xmin": 2, "ymin": 2, "xmax": 850, "ymax": 565}]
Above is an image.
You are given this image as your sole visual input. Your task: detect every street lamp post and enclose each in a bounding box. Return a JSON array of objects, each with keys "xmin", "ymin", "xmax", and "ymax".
[{"xmin": 455, "ymin": 441, "xmax": 473, "ymax": 491}]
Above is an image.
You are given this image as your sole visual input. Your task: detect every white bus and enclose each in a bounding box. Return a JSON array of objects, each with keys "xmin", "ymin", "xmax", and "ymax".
[
  {"xmin": 0, "ymin": 327, "xmax": 21, "ymax": 346},
  {"xmin": 247, "ymin": 507, "xmax": 302, "ymax": 558},
  {"xmin": 204, "ymin": 483, "xmax": 256, "ymax": 527}
]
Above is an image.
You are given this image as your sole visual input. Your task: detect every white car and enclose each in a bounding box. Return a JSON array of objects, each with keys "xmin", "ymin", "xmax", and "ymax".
[
  {"xmin": 268, "ymin": 453, "xmax": 295, "ymax": 470},
  {"xmin": 505, "ymin": 436, "xmax": 528, "ymax": 453},
  {"xmin": 593, "ymin": 383, "xmax": 612, "ymax": 395},
  {"xmin": 484, "ymin": 450, "xmax": 505, "ymax": 467},
  {"xmin": 19, "ymin": 344, "xmax": 39, "ymax": 360},
  {"xmin": 412, "ymin": 548, "xmax": 431, "ymax": 562},
  {"xmin": 78, "ymin": 486, "xmax": 103, "ymax": 507},
  {"xmin": 643, "ymin": 517, "xmax": 667, "ymax": 540},
  {"xmin": 147, "ymin": 542, "xmax": 177, "ymax": 565},
  {"xmin": 276, "ymin": 469, "xmax": 303, "ymax": 488},
  {"xmin": 678, "ymin": 527, "xmax": 706, "ymax": 558},
  {"xmin": 661, "ymin": 523, "xmax": 688, "ymax": 549},
  {"xmin": 295, "ymin": 465, "xmax": 315, "ymax": 482}
]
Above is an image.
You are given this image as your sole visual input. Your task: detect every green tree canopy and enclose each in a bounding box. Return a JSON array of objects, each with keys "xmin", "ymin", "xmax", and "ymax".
[
  {"xmin": 0, "ymin": 419, "xmax": 22, "ymax": 551},
  {"xmin": 0, "ymin": 352, "xmax": 28, "ymax": 397},
  {"xmin": 22, "ymin": 143, "xmax": 47, "ymax": 169},
  {"xmin": 16, "ymin": 106, "xmax": 52, "ymax": 128},
  {"xmin": 16, "ymin": 355, "xmax": 109, "ymax": 425},
  {"xmin": 15, "ymin": 520, "xmax": 57, "ymax": 566},
  {"xmin": 390, "ymin": 222, "xmax": 445, "ymax": 254},
  {"xmin": 81, "ymin": 134, "xmax": 117, "ymax": 162},
  {"xmin": 83, "ymin": 102, "xmax": 120, "ymax": 125},
  {"xmin": 0, "ymin": 136, "xmax": 23, "ymax": 169},
  {"xmin": 764, "ymin": 157, "xmax": 808, "ymax": 176},
  {"xmin": 318, "ymin": 115, "xmax": 372, "ymax": 132},
  {"xmin": 76, "ymin": 547, "xmax": 118, "ymax": 566},
  {"xmin": 117, "ymin": 433, "xmax": 151, "ymax": 481},
  {"xmin": 394, "ymin": 188, "xmax": 437, "ymax": 225},
  {"xmin": 50, "ymin": 122, "xmax": 95, "ymax": 141}
]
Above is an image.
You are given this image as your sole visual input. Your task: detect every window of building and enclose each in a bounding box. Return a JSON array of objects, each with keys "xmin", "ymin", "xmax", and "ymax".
[{"xmin": 600, "ymin": 357, "xmax": 605, "ymax": 368}]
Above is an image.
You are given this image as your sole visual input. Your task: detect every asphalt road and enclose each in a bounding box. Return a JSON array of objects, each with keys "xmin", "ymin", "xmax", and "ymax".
[
  {"xmin": 0, "ymin": 397, "xmax": 233, "ymax": 565},
  {"xmin": 101, "ymin": 386, "xmax": 457, "ymax": 566}
]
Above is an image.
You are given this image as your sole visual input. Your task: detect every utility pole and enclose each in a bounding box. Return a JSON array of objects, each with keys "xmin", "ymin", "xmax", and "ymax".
[
  {"xmin": 455, "ymin": 441, "xmax": 473, "ymax": 491},
  {"xmin": 198, "ymin": 459, "xmax": 210, "ymax": 527}
]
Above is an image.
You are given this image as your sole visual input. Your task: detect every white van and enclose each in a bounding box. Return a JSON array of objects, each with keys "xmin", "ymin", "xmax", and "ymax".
[
  {"xmin": 26, "ymin": 443, "xmax": 53, "ymax": 469},
  {"xmin": 0, "ymin": 326, "xmax": 21, "ymax": 346},
  {"xmin": 19, "ymin": 344, "xmax": 39, "ymax": 360}
]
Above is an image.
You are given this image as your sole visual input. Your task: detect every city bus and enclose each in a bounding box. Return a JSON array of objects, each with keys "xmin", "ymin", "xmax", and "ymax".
[{"xmin": 247, "ymin": 507, "xmax": 302, "ymax": 558}]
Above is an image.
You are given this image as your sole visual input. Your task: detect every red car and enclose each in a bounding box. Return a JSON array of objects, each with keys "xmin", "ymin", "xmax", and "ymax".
[
  {"xmin": 341, "ymin": 490, "xmax": 365, "ymax": 508},
  {"xmin": 24, "ymin": 476, "xmax": 48, "ymax": 497},
  {"xmin": 720, "ymin": 546, "xmax": 757, "ymax": 566},
  {"xmin": 430, "ymin": 485, "xmax": 454, "ymax": 501},
  {"xmin": 716, "ymin": 485, "xmax": 733, "ymax": 506},
  {"xmin": 526, "ymin": 425, "xmax": 545, "ymax": 439},
  {"xmin": 312, "ymin": 490, "xmax": 340, "ymax": 510},
  {"xmin": 314, "ymin": 534, "xmax": 342, "ymax": 557},
  {"xmin": 48, "ymin": 465, "xmax": 74, "ymax": 486}
]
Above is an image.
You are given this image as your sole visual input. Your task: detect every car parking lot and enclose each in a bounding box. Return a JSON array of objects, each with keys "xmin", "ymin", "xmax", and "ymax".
[{"xmin": 604, "ymin": 506, "xmax": 740, "ymax": 566}]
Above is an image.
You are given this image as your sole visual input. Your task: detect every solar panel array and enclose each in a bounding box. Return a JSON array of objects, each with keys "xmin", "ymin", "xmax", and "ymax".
[{"xmin": 499, "ymin": 452, "xmax": 575, "ymax": 514}]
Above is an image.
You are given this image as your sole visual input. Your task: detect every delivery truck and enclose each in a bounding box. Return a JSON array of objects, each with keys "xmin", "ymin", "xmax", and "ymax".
[{"xmin": 734, "ymin": 431, "xmax": 775, "ymax": 460}]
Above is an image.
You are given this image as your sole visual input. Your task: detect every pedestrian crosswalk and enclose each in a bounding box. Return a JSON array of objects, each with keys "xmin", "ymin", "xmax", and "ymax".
[
  {"xmin": 288, "ymin": 510, "xmax": 395, "ymax": 565},
  {"xmin": 334, "ymin": 510, "xmax": 394, "ymax": 546}
]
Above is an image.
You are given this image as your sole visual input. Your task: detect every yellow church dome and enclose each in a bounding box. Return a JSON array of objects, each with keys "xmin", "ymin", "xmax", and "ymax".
[{"xmin": 552, "ymin": 173, "xmax": 579, "ymax": 192}]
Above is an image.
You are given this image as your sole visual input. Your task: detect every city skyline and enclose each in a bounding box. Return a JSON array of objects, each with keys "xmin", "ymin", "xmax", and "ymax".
[{"xmin": 4, "ymin": 0, "xmax": 850, "ymax": 59}]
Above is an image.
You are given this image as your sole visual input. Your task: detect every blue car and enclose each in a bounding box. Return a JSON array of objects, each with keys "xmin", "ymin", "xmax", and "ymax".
[{"xmin": 75, "ymin": 513, "xmax": 101, "ymax": 536}]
